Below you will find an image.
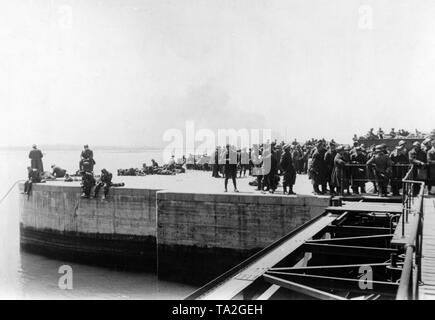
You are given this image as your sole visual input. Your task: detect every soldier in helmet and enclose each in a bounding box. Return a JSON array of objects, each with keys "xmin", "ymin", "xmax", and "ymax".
[
  {"xmin": 310, "ymin": 142, "xmax": 327, "ymax": 195},
  {"xmin": 224, "ymin": 144, "xmax": 239, "ymax": 193},
  {"xmin": 280, "ymin": 144, "xmax": 296, "ymax": 195},
  {"xmin": 427, "ymin": 139, "xmax": 435, "ymax": 195},
  {"xmin": 389, "ymin": 143, "xmax": 409, "ymax": 196},
  {"xmin": 409, "ymin": 141, "xmax": 427, "ymax": 195},
  {"xmin": 422, "ymin": 138, "xmax": 432, "ymax": 153},
  {"xmin": 367, "ymin": 145, "xmax": 393, "ymax": 197},
  {"xmin": 80, "ymin": 144, "xmax": 95, "ymax": 172},
  {"xmin": 331, "ymin": 146, "xmax": 349, "ymax": 195},
  {"xmin": 324, "ymin": 142, "xmax": 337, "ymax": 195},
  {"xmin": 94, "ymin": 169, "xmax": 113, "ymax": 200},
  {"xmin": 350, "ymin": 146, "xmax": 367, "ymax": 194}
]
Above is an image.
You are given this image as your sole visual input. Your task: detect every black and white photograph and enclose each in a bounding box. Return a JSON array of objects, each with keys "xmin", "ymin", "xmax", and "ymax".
[{"xmin": 0, "ymin": 0, "xmax": 434, "ymax": 307}]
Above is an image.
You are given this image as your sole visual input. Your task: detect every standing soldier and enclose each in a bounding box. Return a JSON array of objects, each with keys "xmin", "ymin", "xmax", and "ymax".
[
  {"xmin": 224, "ymin": 144, "xmax": 239, "ymax": 193},
  {"xmin": 427, "ymin": 140, "xmax": 435, "ymax": 195},
  {"xmin": 422, "ymin": 138, "xmax": 432, "ymax": 153},
  {"xmin": 331, "ymin": 146, "xmax": 349, "ymax": 195},
  {"xmin": 367, "ymin": 145, "xmax": 393, "ymax": 197},
  {"xmin": 409, "ymin": 141, "xmax": 427, "ymax": 195},
  {"xmin": 29, "ymin": 144, "xmax": 44, "ymax": 173},
  {"xmin": 324, "ymin": 142, "xmax": 337, "ymax": 195},
  {"xmin": 350, "ymin": 147, "xmax": 367, "ymax": 194},
  {"xmin": 239, "ymin": 147, "xmax": 249, "ymax": 177},
  {"xmin": 280, "ymin": 144, "xmax": 296, "ymax": 195},
  {"xmin": 310, "ymin": 142, "xmax": 327, "ymax": 195},
  {"xmin": 80, "ymin": 144, "xmax": 95, "ymax": 172},
  {"xmin": 367, "ymin": 145, "xmax": 378, "ymax": 194},
  {"xmin": 342, "ymin": 145, "xmax": 352, "ymax": 195},
  {"xmin": 389, "ymin": 143, "xmax": 410, "ymax": 196},
  {"xmin": 266, "ymin": 143, "xmax": 279, "ymax": 193},
  {"xmin": 292, "ymin": 145, "xmax": 302, "ymax": 174}
]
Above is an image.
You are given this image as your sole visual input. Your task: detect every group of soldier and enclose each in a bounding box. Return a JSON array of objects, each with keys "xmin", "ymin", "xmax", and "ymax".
[
  {"xmin": 25, "ymin": 136, "xmax": 435, "ymax": 198},
  {"xmin": 309, "ymin": 138, "xmax": 435, "ymax": 197},
  {"xmin": 356, "ymin": 128, "xmax": 426, "ymax": 140},
  {"xmin": 25, "ymin": 144, "xmax": 121, "ymax": 199},
  {"xmin": 199, "ymin": 136, "xmax": 435, "ymax": 196}
]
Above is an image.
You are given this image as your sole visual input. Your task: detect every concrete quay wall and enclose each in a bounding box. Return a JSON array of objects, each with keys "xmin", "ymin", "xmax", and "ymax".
[
  {"xmin": 19, "ymin": 183, "xmax": 158, "ymax": 270},
  {"xmin": 156, "ymin": 192, "xmax": 330, "ymax": 284},
  {"xmin": 18, "ymin": 183, "xmax": 330, "ymax": 284}
]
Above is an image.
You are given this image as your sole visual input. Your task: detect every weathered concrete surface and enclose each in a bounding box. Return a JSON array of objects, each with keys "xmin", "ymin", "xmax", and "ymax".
[
  {"xmin": 156, "ymin": 191, "xmax": 330, "ymax": 284},
  {"xmin": 18, "ymin": 183, "xmax": 158, "ymax": 270}
]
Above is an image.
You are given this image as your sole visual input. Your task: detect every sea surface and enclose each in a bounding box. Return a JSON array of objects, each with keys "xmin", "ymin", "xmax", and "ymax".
[{"xmin": 0, "ymin": 148, "xmax": 196, "ymax": 299}]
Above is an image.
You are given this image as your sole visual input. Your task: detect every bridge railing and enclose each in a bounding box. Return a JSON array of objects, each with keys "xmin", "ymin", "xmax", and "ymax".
[{"xmin": 396, "ymin": 165, "xmax": 425, "ymax": 300}]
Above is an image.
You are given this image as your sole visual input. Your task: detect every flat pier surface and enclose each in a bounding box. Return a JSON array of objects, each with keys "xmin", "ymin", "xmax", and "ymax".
[
  {"xmin": 40, "ymin": 171, "xmax": 319, "ymax": 196},
  {"xmin": 419, "ymin": 196, "xmax": 435, "ymax": 300}
]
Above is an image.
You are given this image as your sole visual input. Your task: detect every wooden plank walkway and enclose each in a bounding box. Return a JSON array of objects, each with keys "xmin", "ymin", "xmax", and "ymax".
[
  {"xmin": 419, "ymin": 196, "xmax": 435, "ymax": 300},
  {"xmin": 197, "ymin": 214, "xmax": 337, "ymax": 300}
]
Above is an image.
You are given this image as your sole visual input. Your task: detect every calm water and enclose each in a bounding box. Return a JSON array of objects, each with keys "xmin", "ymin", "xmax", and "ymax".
[{"xmin": 0, "ymin": 148, "xmax": 195, "ymax": 299}]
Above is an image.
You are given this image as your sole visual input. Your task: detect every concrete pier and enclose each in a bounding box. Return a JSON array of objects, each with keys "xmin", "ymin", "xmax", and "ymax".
[{"xmin": 18, "ymin": 172, "xmax": 330, "ymax": 285}]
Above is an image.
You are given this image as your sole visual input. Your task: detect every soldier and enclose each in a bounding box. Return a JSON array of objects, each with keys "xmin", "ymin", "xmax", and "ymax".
[
  {"xmin": 224, "ymin": 144, "xmax": 239, "ymax": 193},
  {"xmin": 310, "ymin": 142, "xmax": 327, "ymax": 195},
  {"xmin": 342, "ymin": 145, "xmax": 352, "ymax": 195},
  {"xmin": 23, "ymin": 167, "xmax": 42, "ymax": 195},
  {"xmin": 331, "ymin": 146, "xmax": 349, "ymax": 195},
  {"xmin": 266, "ymin": 143, "xmax": 279, "ymax": 193},
  {"xmin": 239, "ymin": 147, "xmax": 249, "ymax": 177},
  {"xmin": 390, "ymin": 143, "xmax": 410, "ymax": 196},
  {"xmin": 51, "ymin": 164, "xmax": 66, "ymax": 178},
  {"xmin": 29, "ymin": 144, "xmax": 44, "ymax": 173},
  {"xmin": 252, "ymin": 144, "xmax": 264, "ymax": 191},
  {"xmin": 211, "ymin": 147, "xmax": 221, "ymax": 177},
  {"xmin": 367, "ymin": 145, "xmax": 393, "ymax": 197},
  {"xmin": 280, "ymin": 144, "xmax": 296, "ymax": 195},
  {"xmin": 398, "ymin": 140, "xmax": 408, "ymax": 156},
  {"xmin": 409, "ymin": 141, "xmax": 427, "ymax": 195},
  {"xmin": 80, "ymin": 145, "xmax": 95, "ymax": 172},
  {"xmin": 422, "ymin": 138, "xmax": 432, "ymax": 153},
  {"xmin": 292, "ymin": 145, "xmax": 302, "ymax": 174},
  {"xmin": 324, "ymin": 142, "xmax": 337, "ymax": 195},
  {"xmin": 427, "ymin": 140, "xmax": 435, "ymax": 195},
  {"xmin": 93, "ymin": 169, "xmax": 116, "ymax": 200},
  {"xmin": 350, "ymin": 147, "xmax": 367, "ymax": 194}
]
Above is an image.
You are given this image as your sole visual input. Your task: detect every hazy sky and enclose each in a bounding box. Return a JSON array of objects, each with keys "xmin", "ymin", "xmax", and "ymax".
[{"xmin": 1, "ymin": 0, "xmax": 434, "ymax": 147}]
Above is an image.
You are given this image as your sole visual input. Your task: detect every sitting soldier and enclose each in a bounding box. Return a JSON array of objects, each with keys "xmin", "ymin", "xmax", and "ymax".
[
  {"xmin": 24, "ymin": 167, "xmax": 42, "ymax": 195},
  {"xmin": 80, "ymin": 159, "xmax": 95, "ymax": 198},
  {"xmin": 94, "ymin": 169, "xmax": 112, "ymax": 200},
  {"xmin": 93, "ymin": 169, "xmax": 125, "ymax": 200},
  {"xmin": 81, "ymin": 171, "xmax": 95, "ymax": 198}
]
